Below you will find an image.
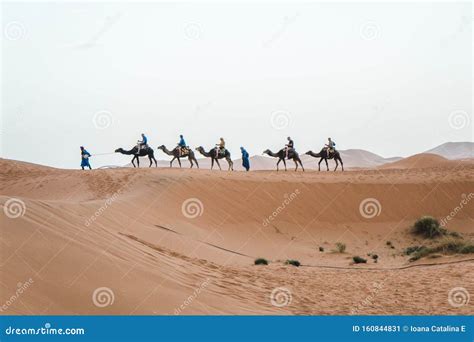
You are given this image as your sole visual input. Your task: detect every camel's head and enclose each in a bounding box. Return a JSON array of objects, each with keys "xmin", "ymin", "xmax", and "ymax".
[
  {"xmin": 115, "ymin": 148, "xmax": 123, "ymax": 153},
  {"xmin": 262, "ymin": 149, "xmax": 270, "ymax": 155},
  {"xmin": 305, "ymin": 151, "xmax": 312, "ymax": 155},
  {"xmin": 195, "ymin": 146, "xmax": 204, "ymax": 152},
  {"xmin": 157, "ymin": 145, "xmax": 165, "ymax": 150}
]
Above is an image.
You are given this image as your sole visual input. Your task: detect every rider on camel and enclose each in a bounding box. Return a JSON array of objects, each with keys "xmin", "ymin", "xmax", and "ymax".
[
  {"xmin": 325, "ymin": 137, "xmax": 336, "ymax": 156},
  {"xmin": 285, "ymin": 137, "xmax": 294, "ymax": 159},
  {"xmin": 137, "ymin": 133, "xmax": 148, "ymax": 153},
  {"xmin": 178, "ymin": 135, "xmax": 187, "ymax": 156},
  {"xmin": 216, "ymin": 137, "xmax": 226, "ymax": 157}
]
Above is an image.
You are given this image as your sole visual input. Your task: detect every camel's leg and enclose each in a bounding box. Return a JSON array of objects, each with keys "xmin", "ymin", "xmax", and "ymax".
[
  {"xmin": 334, "ymin": 159, "xmax": 339, "ymax": 171},
  {"xmin": 341, "ymin": 159, "xmax": 344, "ymax": 171},
  {"xmin": 283, "ymin": 159, "xmax": 287, "ymax": 171},
  {"xmin": 177, "ymin": 157, "xmax": 182, "ymax": 168},
  {"xmin": 188, "ymin": 157, "xmax": 193, "ymax": 168},
  {"xmin": 170, "ymin": 157, "xmax": 176, "ymax": 168},
  {"xmin": 149, "ymin": 156, "xmax": 153, "ymax": 167},
  {"xmin": 211, "ymin": 158, "xmax": 214, "ymax": 170},
  {"xmin": 131, "ymin": 157, "xmax": 136, "ymax": 168},
  {"xmin": 226, "ymin": 157, "xmax": 233, "ymax": 171},
  {"xmin": 325, "ymin": 159, "xmax": 329, "ymax": 171},
  {"xmin": 293, "ymin": 158, "xmax": 298, "ymax": 171},
  {"xmin": 318, "ymin": 158, "xmax": 323, "ymax": 171},
  {"xmin": 215, "ymin": 159, "xmax": 222, "ymax": 170},
  {"xmin": 298, "ymin": 158, "xmax": 305, "ymax": 172},
  {"xmin": 276, "ymin": 159, "xmax": 281, "ymax": 171},
  {"xmin": 195, "ymin": 158, "xmax": 199, "ymax": 169}
]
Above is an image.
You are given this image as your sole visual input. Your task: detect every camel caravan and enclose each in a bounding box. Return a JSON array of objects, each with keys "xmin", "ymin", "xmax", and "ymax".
[{"xmin": 91, "ymin": 134, "xmax": 344, "ymax": 172}]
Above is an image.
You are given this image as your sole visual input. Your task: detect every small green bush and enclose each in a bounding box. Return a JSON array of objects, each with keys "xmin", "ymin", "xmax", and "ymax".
[
  {"xmin": 352, "ymin": 256, "xmax": 367, "ymax": 264},
  {"xmin": 254, "ymin": 258, "xmax": 269, "ymax": 265},
  {"xmin": 407, "ymin": 238, "xmax": 474, "ymax": 261},
  {"xmin": 335, "ymin": 242, "xmax": 346, "ymax": 253},
  {"xmin": 285, "ymin": 259, "xmax": 301, "ymax": 267},
  {"xmin": 412, "ymin": 216, "xmax": 447, "ymax": 238}
]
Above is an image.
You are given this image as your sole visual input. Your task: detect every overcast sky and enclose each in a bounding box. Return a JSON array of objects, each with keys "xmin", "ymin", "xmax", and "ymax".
[{"xmin": 1, "ymin": 1, "xmax": 472, "ymax": 168}]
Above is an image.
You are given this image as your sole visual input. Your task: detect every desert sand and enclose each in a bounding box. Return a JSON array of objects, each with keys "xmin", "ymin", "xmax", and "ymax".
[{"xmin": 0, "ymin": 155, "xmax": 473, "ymax": 315}]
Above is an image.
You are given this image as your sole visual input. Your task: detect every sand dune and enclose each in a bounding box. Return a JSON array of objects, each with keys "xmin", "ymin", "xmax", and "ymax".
[
  {"xmin": 1, "ymin": 158, "xmax": 473, "ymax": 315},
  {"xmin": 425, "ymin": 141, "xmax": 473, "ymax": 160},
  {"xmin": 379, "ymin": 153, "xmax": 474, "ymax": 170}
]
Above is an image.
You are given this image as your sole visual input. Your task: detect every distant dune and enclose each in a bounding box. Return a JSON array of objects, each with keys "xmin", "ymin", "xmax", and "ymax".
[
  {"xmin": 379, "ymin": 153, "xmax": 473, "ymax": 170},
  {"xmin": 425, "ymin": 141, "xmax": 473, "ymax": 160},
  {"xmin": 1, "ymin": 157, "xmax": 473, "ymax": 315}
]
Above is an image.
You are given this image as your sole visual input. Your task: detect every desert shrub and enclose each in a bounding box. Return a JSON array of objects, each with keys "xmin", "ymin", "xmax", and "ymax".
[
  {"xmin": 412, "ymin": 216, "xmax": 447, "ymax": 238},
  {"xmin": 460, "ymin": 245, "xmax": 474, "ymax": 254},
  {"xmin": 352, "ymin": 256, "xmax": 367, "ymax": 264},
  {"xmin": 407, "ymin": 238, "xmax": 474, "ymax": 261},
  {"xmin": 449, "ymin": 231, "xmax": 462, "ymax": 238},
  {"xmin": 404, "ymin": 246, "xmax": 423, "ymax": 255},
  {"xmin": 319, "ymin": 247, "xmax": 324, "ymax": 252},
  {"xmin": 335, "ymin": 242, "xmax": 346, "ymax": 253},
  {"xmin": 285, "ymin": 259, "xmax": 301, "ymax": 267},
  {"xmin": 371, "ymin": 254, "xmax": 378, "ymax": 261},
  {"xmin": 254, "ymin": 258, "xmax": 269, "ymax": 265}
]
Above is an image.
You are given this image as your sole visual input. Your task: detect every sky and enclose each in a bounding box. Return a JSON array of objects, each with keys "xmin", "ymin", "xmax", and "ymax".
[{"xmin": 1, "ymin": 1, "xmax": 472, "ymax": 169}]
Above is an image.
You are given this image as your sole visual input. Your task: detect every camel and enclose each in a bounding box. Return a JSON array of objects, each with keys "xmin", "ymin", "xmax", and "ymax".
[
  {"xmin": 157, "ymin": 145, "xmax": 199, "ymax": 168},
  {"xmin": 115, "ymin": 146, "xmax": 157, "ymax": 168},
  {"xmin": 263, "ymin": 148, "xmax": 305, "ymax": 171},
  {"xmin": 305, "ymin": 148, "xmax": 344, "ymax": 171},
  {"xmin": 195, "ymin": 146, "xmax": 233, "ymax": 171}
]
